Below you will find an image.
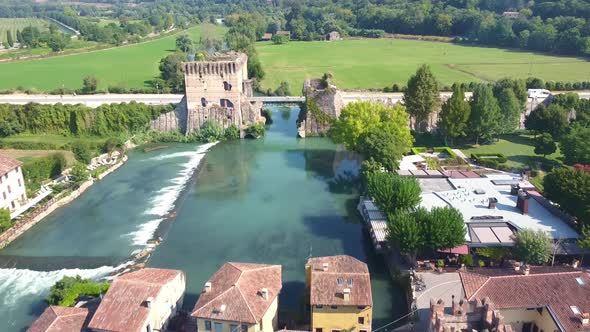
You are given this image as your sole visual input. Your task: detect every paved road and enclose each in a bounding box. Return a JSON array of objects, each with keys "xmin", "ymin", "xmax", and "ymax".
[{"xmin": 0, "ymin": 94, "xmax": 183, "ymax": 107}]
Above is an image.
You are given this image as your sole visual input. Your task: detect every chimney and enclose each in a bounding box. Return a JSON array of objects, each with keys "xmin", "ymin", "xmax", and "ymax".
[
  {"xmin": 261, "ymin": 288, "xmax": 268, "ymax": 300},
  {"xmin": 145, "ymin": 297, "xmax": 153, "ymax": 308},
  {"xmin": 204, "ymin": 281, "xmax": 212, "ymax": 293},
  {"xmin": 488, "ymin": 197, "xmax": 498, "ymax": 209},
  {"xmin": 322, "ymin": 263, "xmax": 329, "ymax": 271},
  {"xmin": 516, "ymin": 191, "xmax": 529, "ymax": 215},
  {"xmin": 581, "ymin": 313, "xmax": 590, "ymax": 325},
  {"xmin": 220, "ymin": 304, "xmax": 226, "ymax": 312},
  {"xmin": 343, "ymin": 288, "xmax": 351, "ymax": 302}
]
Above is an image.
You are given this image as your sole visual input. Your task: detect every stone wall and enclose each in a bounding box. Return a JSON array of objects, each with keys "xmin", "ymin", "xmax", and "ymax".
[
  {"xmin": 297, "ymin": 79, "xmax": 344, "ymax": 137},
  {"xmin": 150, "ymin": 97, "xmax": 187, "ymax": 133}
]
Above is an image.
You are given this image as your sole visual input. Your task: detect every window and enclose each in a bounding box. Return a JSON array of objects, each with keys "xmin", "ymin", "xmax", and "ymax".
[
  {"xmin": 576, "ymin": 277, "xmax": 585, "ymax": 285},
  {"xmin": 332, "ymin": 330, "xmax": 340, "ymax": 332},
  {"xmin": 571, "ymin": 306, "xmax": 581, "ymax": 315},
  {"xmin": 315, "ymin": 329, "xmax": 323, "ymax": 332},
  {"xmin": 220, "ymin": 99, "xmax": 234, "ymax": 108},
  {"xmin": 7, "ymin": 185, "xmax": 11, "ymax": 193},
  {"xmin": 146, "ymin": 324, "xmax": 152, "ymax": 332},
  {"xmin": 315, "ymin": 305, "xmax": 323, "ymax": 309},
  {"xmin": 241, "ymin": 324, "xmax": 248, "ymax": 332},
  {"xmin": 357, "ymin": 306, "xmax": 365, "ymax": 310},
  {"xmin": 18, "ymin": 179, "xmax": 21, "ymax": 187},
  {"xmin": 223, "ymin": 81, "xmax": 232, "ymax": 91},
  {"xmin": 337, "ymin": 277, "xmax": 344, "ymax": 286},
  {"xmin": 2, "ymin": 192, "xmax": 6, "ymax": 200},
  {"xmin": 201, "ymin": 98, "xmax": 208, "ymax": 107},
  {"xmin": 204, "ymin": 320, "xmax": 212, "ymax": 331},
  {"xmin": 348, "ymin": 278, "xmax": 353, "ymax": 287},
  {"xmin": 230, "ymin": 324, "xmax": 239, "ymax": 332},
  {"xmin": 330, "ymin": 305, "xmax": 338, "ymax": 310},
  {"xmin": 215, "ymin": 322, "xmax": 223, "ymax": 332},
  {"xmin": 358, "ymin": 317, "xmax": 365, "ymax": 324}
]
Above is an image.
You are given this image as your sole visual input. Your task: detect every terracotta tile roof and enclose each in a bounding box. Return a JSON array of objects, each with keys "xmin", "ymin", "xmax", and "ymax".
[
  {"xmin": 0, "ymin": 153, "xmax": 22, "ymax": 177},
  {"xmin": 27, "ymin": 306, "xmax": 90, "ymax": 332},
  {"xmin": 307, "ymin": 255, "xmax": 373, "ymax": 307},
  {"xmin": 460, "ymin": 267, "xmax": 590, "ymax": 332},
  {"xmin": 191, "ymin": 262, "xmax": 282, "ymax": 324},
  {"xmin": 262, "ymin": 33, "xmax": 272, "ymax": 40},
  {"xmin": 88, "ymin": 268, "xmax": 183, "ymax": 332}
]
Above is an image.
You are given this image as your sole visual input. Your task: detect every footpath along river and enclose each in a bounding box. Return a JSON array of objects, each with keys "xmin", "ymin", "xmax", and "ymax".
[{"xmin": 0, "ymin": 105, "xmax": 406, "ymax": 331}]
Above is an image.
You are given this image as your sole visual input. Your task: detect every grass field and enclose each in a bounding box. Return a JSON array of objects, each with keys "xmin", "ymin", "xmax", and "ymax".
[
  {"xmin": 0, "ymin": 149, "xmax": 76, "ymax": 166},
  {"xmin": 0, "ymin": 24, "xmax": 226, "ymax": 91},
  {"xmin": 460, "ymin": 133, "xmax": 562, "ymax": 169},
  {"xmin": 256, "ymin": 39, "xmax": 590, "ymax": 91},
  {"xmin": 0, "ymin": 18, "xmax": 49, "ymax": 44}
]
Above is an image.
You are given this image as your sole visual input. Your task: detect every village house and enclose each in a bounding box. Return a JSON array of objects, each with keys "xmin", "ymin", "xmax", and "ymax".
[
  {"xmin": 306, "ymin": 255, "xmax": 373, "ymax": 332},
  {"xmin": 429, "ymin": 266, "xmax": 590, "ymax": 332},
  {"xmin": 191, "ymin": 262, "xmax": 282, "ymax": 332},
  {"xmin": 326, "ymin": 31, "xmax": 341, "ymax": 41},
  {"xmin": 27, "ymin": 268, "xmax": 186, "ymax": 332},
  {"xmin": 0, "ymin": 153, "xmax": 27, "ymax": 212},
  {"xmin": 261, "ymin": 33, "xmax": 273, "ymax": 41}
]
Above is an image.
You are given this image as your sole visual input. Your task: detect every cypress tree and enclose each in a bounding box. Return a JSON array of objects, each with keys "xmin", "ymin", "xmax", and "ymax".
[
  {"xmin": 438, "ymin": 84, "xmax": 471, "ymax": 145},
  {"xmin": 403, "ymin": 64, "xmax": 440, "ymax": 132},
  {"xmin": 16, "ymin": 29, "xmax": 22, "ymax": 44},
  {"xmin": 6, "ymin": 31, "xmax": 14, "ymax": 48},
  {"xmin": 468, "ymin": 84, "xmax": 501, "ymax": 145}
]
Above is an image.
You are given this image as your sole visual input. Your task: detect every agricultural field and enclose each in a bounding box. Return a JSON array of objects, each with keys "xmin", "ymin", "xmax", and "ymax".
[
  {"xmin": 0, "ymin": 18, "xmax": 49, "ymax": 44},
  {"xmin": 256, "ymin": 39, "xmax": 590, "ymax": 91},
  {"xmin": 0, "ymin": 24, "xmax": 226, "ymax": 91},
  {"xmin": 0, "ymin": 149, "xmax": 76, "ymax": 166}
]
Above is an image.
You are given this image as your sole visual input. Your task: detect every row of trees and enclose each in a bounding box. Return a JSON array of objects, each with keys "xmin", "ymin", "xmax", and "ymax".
[{"xmin": 3, "ymin": 24, "xmax": 71, "ymax": 51}]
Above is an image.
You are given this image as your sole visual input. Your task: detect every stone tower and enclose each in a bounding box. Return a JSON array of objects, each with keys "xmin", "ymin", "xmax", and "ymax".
[
  {"xmin": 150, "ymin": 52, "xmax": 263, "ymax": 135},
  {"xmin": 182, "ymin": 52, "xmax": 262, "ymax": 133}
]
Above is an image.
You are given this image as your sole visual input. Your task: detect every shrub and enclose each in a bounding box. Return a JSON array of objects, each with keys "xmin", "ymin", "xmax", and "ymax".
[
  {"xmin": 0, "ymin": 208, "xmax": 11, "ymax": 233},
  {"xmin": 196, "ymin": 121, "xmax": 224, "ymax": 142},
  {"xmin": 478, "ymin": 260, "xmax": 486, "ymax": 268},
  {"xmin": 245, "ymin": 123, "xmax": 266, "ymax": 138},
  {"xmin": 71, "ymin": 141, "xmax": 94, "ymax": 164},
  {"xmin": 261, "ymin": 109, "xmax": 273, "ymax": 124},
  {"xmin": 46, "ymin": 276, "xmax": 110, "ymax": 307},
  {"xmin": 22, "ymin": 153, "xmax": 67, "ymax": 194},
  {"xmin": 224, "ymin": 125, "xmax": 240, "ymax": 140},
  {"xmin": 437, "ymin": 259, "xmax": 445, "ymax": 268},
  {"xmin": 459, "ymin": 254, "xmax": 474, "ymax": 267}
]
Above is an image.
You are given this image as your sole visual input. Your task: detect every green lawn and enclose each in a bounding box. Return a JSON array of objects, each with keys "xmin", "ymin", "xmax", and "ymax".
[
  {"xmin": 0, "ymin": 18, "xmax": 49, "ymax": 44},
  {"xmin": 256, "ymin": 39, "xmax": 590, "ymax": 92},
  {"xmin": 1, "ymin": 134, "xmax": 108, "ymax": 146},
  {"xmin": 460, "ymin": 134, "xmax": 562, "ymax": 169},
  {"xmin": 0, "ymin": 24, "xmax": 226, "ymax": 91}
]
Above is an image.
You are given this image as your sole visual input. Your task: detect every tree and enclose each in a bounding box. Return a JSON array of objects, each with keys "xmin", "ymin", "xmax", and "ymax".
[
  {"xmin": 0, "ymin": 208, "xmax": 11, "ymax": 233},
  {"xmin": 388, "ymin": 210, "xmax": 421, "ymax": 262},
  {"xmin": 175, "ymin": 35, "xmax": 193, "ymax": 53},
  {"xmin": 560, "ymin": 124, "xmax": 590, "ymax": 165},
  {"xmin": 272, "ymin": 34, "xmax": 289, "ymax": 44},
  {"xmin": 358, "ymin": 128, "xmax": 410, "ymax": 171},
  {"xmin": 16, "ymin": 29, "xmax": 22, "ymax": 44},
  {"xmin": 403, "ymin": 64, "xmax": 440, "ymax": 132},
  {"xmin": 513, "ymin": 229, "xmax": 552, "ymax": 265},
  {"xmin": 438, "ymin": 84, "xmax": 470, "ymax": 145},
  {"xmin": 419, "ymin": 206, "xmax": 466, "ymax": 252},
  {"xmin": 468, "ymin": 84, "xmax": 501, "ymax": 144},
  {"xmin": 273, "ymin": 81, "xmax": 291, "ymax": 96},
  {"xmin": 544, "ymin": 168, "xmax": 590, "ymax": 227},
  {"xmin": 20, "ymin": 26, "xmax": 41, "ymax": 48},
  {"xmin": 72, "ymin": 142, "xmax": 93, "ymax": 164},
  {"xmin": 82, "ymin": 75, "xmax": 98, "ymax": 94},
  {"xmin": 46, "ymin": 276, "xmax": 109, "ymax": 307},
  {"xmin": 330, "ymin": 102, "xmax": 413, "ymax": 166},
  {"xmin": 5, "ymin": 30, "xmax": 13, "ymax": 48},
  {"xmin": 493, "ymin": 78, "xmax": 527, "ymax": 109},
  {"xmin": 70, "ymin": 162, "xmax": 89, "ymax": 185},
  {"xmin": 534, "ymin": 133, "xmax": 557, "ymax": 157},
  {"xmin": 525, "ymin": 104, "xmax": 569, "ymax": 139},
  {"xmin": 495, "ymin": 88, "xmax": 521, "ymax": 134},
  {"xmin": 159, "ymin": 53, "xmax": 186, "ymax": 93},
  {"xmin": 48, "ymin": 34, "xmax": 69, "ymax": 52},
  {"xmin": 578, "ymin": 225, "xmax": 590, "ymax": 253},
  {"xmin": 366, "ymin": 172, "xmax": 421, "ymax": 214}
]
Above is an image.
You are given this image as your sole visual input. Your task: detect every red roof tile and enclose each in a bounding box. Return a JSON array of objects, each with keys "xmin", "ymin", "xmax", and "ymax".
[
  {"xmin": 191, "ymin": 262, "xmax": 282, "ymax": 324},
  {"xmin": 88, "ymin": 268, "xmax": 183, "ymax": 332},
  {"xmin": 0, "ymin": 153, "xmax": 22, "ymax": 177},
  {"xmin": 460, "ymin": 267, "xmax": 590, "ymax": 332},
  {"xmin": 307, "ymin": 255, "xmax": 373, "ymax": 307},
  {"xmin": 27, "ymin": 306, "xmax": 90, "ymax": 332}
]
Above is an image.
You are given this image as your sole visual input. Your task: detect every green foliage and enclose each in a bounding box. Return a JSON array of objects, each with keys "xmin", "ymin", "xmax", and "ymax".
[
  {"xmin": 366, "ymin": 172, "xmax": 421, "ymax": 213},
  {"xmin": 330, "ymin": 102, "xmax": 413, "ymax": 169},
  {"xmin": 578, "ymin": 225, "xmax": 590, "ymax": 251},
  {"xmin": 468, "ymin": 84, "xmax": 501, "ymax": 144},
  {"xmin": 223, "ymin": 125, "xmax": 240, "ymax": 140},
  {"xmin": 560, "ymin": 124, "xmax": 590, "ymax": 165},
  {"xmin": 544, "ymin": 168, "xmax": 590, "ymax": 227},
  {"xmin": 438, "ymin": 85, "xmax": 470, "ymax": 144},
  {"xmin": 419, "ymin": 206, "xmax": 466, "ymax": 252},
  {"xmin": 525, "ymin": 104, "xmax": 569, "ymax": 139},
  {"xmin": 71, "ymin": 141, "xmax": 93, "ymax": 164},
  {"xmin": 5, "ymin": 30, "xmax": 13, "ymax": 48},
  {"xmin": 478, "ymin": 260, "xmax": 486, "ymax": 268},
  {"xmin": 475, "ymin": 247, "xmax": 511, "ymax": 263},
  {"xmin": 81, "ymin": 75, "xmax": 98, "ymax": 94},
  {"xmin": 403, "ymin": 64, "xmax": 440, "ymax": 131},
  {"xmin": 0, "ymin": 208, "xmax": 11, "ymax": 233},
  {"xmin": 513, "ymin": 228, "xmax": 552, "ymax": 265},
  {"xmin": 495, "ymin": 88, "xmax": 521, "ymax": 134},
  {"xmin": 47, "ymin": 33, "xmax": 70, "ymax": 52},
  {"xmin": 387, "ymin": 210, "xmax": 421, "ymax": 262},
  {"xmin": 70, "ymin": 162, "xmax": 89, "ymax": 185},
  {"xmin": 22, "ymin": 153, "xmax": 67, "ymax": 194},
  {"xmin": 534, "ymin": 133, "xmax": 557, "ymax": 157},
  {"xmin": 195, "ymin": 120, "xmax": 224, "ymax": 142},
  {"xmin": 102, "ymin": 137, "xmax": 124, "ymax": 154},
  {"xmin": 272, "ymin": 34, "xmax": 290, "ymax": 44},
  {"xmin": 159, "ymin": 53, "xmax": 186, "ymax": 93},
  {"xmin": 273, "ymin": 81, "xmax": 291, "ymax": 96},
  {"xmin": 245, "ymin": 123, "xmax": 266, "ymax": 138},
  {"xmin": 175, "ymin": 34, "xmax": 193, "ymax": 53},
  {"xmin": 459, "ymin": 254, "xmax": 474, "ymax": 267},
  {"xmin": 46, "ymin": 276, "xmax": 109, "ymax": 307},
  {"xmin": 304, "ymin": 97, "xmax": 332, "ymax": 126}
]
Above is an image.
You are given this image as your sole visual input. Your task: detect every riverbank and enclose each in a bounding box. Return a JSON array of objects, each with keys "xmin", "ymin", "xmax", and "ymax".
[{"xmin": 0, "ymin": 156, "xmax": 127, "ymax": 249}]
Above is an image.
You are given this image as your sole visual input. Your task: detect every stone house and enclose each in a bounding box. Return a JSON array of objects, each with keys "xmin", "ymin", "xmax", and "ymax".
[
  {"xmin": 27, "ymin": 268, "xmax": 186, "ymax": 332},
  {"xmin": 191, "ymin": 262, "xmax": 282, "ymax": 332},
  {"xmin": 0, "ymin": 153, "xmax": 27, "ymax": 213},
  {"xmin": 326, "ymin": 31, "xmax": 341, "ymax": 41},
  {"xmin": 306, "ymin": 255, "xmax": 373, "ymax": 332}
]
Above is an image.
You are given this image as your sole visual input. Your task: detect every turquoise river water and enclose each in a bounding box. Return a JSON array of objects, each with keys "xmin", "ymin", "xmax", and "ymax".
[{"xmin": 0, "ymin": 105, "xmax": 406, "ymax": 331}]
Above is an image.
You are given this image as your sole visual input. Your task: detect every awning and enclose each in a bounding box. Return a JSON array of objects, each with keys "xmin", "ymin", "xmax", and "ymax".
[{"xmin": 437, "ymin": 245, "xmax": 469, "ymax": 255}]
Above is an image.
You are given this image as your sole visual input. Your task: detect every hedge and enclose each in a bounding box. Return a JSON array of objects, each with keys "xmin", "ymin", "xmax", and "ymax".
[
  {"xmin": 471, "ymin": 153, "xmax": 507, "ymax": 164},
  {"xmin": 411, "ymin": 146, "xmax": 457, "ymax": 158}
]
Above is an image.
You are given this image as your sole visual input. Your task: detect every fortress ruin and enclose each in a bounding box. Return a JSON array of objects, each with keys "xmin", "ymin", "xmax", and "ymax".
[{"xmin": 151, "ymin": 52, "xmax": 264, "ymax": 134}]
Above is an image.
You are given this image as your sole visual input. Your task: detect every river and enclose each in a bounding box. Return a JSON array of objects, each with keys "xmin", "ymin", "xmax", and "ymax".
[{"xmin": 0, "ymin": 105, "xmax": 406, "ymax": 331}]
